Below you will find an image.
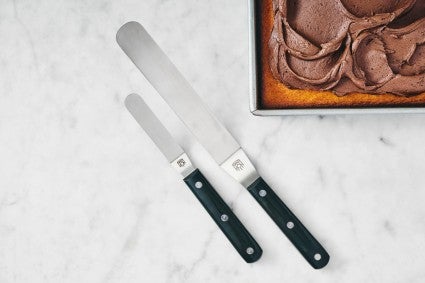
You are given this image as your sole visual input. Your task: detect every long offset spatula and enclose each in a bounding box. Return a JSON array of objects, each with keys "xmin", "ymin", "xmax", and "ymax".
[
  {"xmin": 117, "ymin": 22, "xmax": 329, "ymax": 269},
  {"xmin": 125, "ymin": 93, "xmax": 262, "ymax": 263}
]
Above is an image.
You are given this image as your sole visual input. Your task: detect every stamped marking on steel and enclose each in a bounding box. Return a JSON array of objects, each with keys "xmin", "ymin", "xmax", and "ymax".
[{"xmin": 232, "ymin": 159, "xmax": 244, "ymax": 171}]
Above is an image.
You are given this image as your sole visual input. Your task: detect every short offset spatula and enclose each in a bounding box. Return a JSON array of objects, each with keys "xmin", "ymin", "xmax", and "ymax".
[
  {"xmin": 125, "ymin": 93, "xmax": 262, "ymax": 263},
  {"xmin": 118, "ymin": 22, "xmax": 329, "ymax": 269}
]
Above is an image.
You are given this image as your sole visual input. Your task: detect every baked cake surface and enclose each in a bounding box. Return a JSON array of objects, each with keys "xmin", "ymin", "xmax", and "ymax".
[{"xmin": 258, "ymin": 0, "xmax": 425, "ymax": 109}]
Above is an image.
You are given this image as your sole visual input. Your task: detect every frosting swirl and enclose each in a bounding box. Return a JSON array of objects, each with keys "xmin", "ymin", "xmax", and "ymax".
[{"xmin": 269, "ymin": 0, "xmax": 425, "ymax": 96}]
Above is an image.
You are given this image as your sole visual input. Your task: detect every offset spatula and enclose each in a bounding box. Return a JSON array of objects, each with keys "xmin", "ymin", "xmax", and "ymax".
[
  {"xmin": 117, "ymin": 22, "xmax": 329, "ymax": 269},
  {"xmin": 125, "ymin": 93, "xmax": 262, "ymax": 263}
]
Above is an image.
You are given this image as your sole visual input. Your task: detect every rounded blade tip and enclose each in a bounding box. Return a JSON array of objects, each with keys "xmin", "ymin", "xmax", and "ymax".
[
  {"xmin": 124, "ymin": 93, "xmax": 142, "ymax": 109},
  {"xmin": 116, "ymin": 21, "xmax": 143, "ymax": 43}
]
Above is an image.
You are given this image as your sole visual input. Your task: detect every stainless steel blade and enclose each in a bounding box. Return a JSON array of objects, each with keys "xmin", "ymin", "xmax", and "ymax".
[
  {"xmin": 125, "ymin": 93, "xmax": 184, "ymax": 162},
  {"xmin": 121, "ymin": 26, "xmax": 328, "ymax": 265},
  {"xmin": 125, "ymin": 93, "xmax": 195, "ymax": 177},
  {"xmin": 117, "ymin": 21, "xmax": 240, "ymax": 165}
]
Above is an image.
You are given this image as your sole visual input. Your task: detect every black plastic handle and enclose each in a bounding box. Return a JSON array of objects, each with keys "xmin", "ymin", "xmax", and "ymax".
[
  {"xmin": 184, "ymin": 169, "xmax": 262, "ymax": 263},
  {"xmin": 247, "ymin": 177, "xmax": 329, "ymax": 268}
]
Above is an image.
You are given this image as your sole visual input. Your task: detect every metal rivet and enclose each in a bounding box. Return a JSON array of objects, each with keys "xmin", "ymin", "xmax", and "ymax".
[
  {"xmin": 220, "ymin": 214, "xmax": 229, "ymax": 222},
  {"xmin": 314, "ymin": 253, "xmax": 321, "ymax": 261},
  {"xmin": 195, "ymin": 181, "xmax": 203, "ymax": 189},
  {"xmin": 259, "ymin": 189, "xmax": 267, "ymax": 197},
  {"xmin": 246, "ymin": 247, "xmax": 254, "ymax": 255},
  {"xmin": 286, "ymin": 221, "xmax": 294, "ymax": 229}
]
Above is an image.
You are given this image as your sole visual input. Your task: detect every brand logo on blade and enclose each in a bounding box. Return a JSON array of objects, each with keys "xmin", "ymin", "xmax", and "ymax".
[
  {"xmin": 177, "ymin": 158, "xmax": 186, "ymax": 167},
  {"xmin": 232, "ymin": 159, "xmax": 244, "ymax": 171}
]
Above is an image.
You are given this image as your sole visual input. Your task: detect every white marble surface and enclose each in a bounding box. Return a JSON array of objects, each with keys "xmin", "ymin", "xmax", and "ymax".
[{"xmin": 1, "ymin": 0, "xmax": 425, "ymax": 282}]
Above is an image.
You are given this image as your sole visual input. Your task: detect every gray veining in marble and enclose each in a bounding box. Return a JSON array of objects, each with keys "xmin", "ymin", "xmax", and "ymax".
[{"xmin": 1, "ymin": 0, "xmax": 425, "ymax": 282}]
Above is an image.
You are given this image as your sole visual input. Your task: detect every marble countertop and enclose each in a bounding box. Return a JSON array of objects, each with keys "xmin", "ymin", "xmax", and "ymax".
[{"xmin": 1, "ymin": 0, "xmax": 425, "ymax": 282}]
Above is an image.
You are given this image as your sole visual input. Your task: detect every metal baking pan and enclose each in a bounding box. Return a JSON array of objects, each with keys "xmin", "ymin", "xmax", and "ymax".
[{"xmin": 248, "ymin": 0, "xmax": 425, "ymax": 116}]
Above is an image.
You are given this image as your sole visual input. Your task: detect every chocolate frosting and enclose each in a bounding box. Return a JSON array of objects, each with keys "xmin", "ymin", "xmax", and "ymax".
[{"xmin": 269, "ymin": 0, "xmax": 425, "ymax": 96}]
